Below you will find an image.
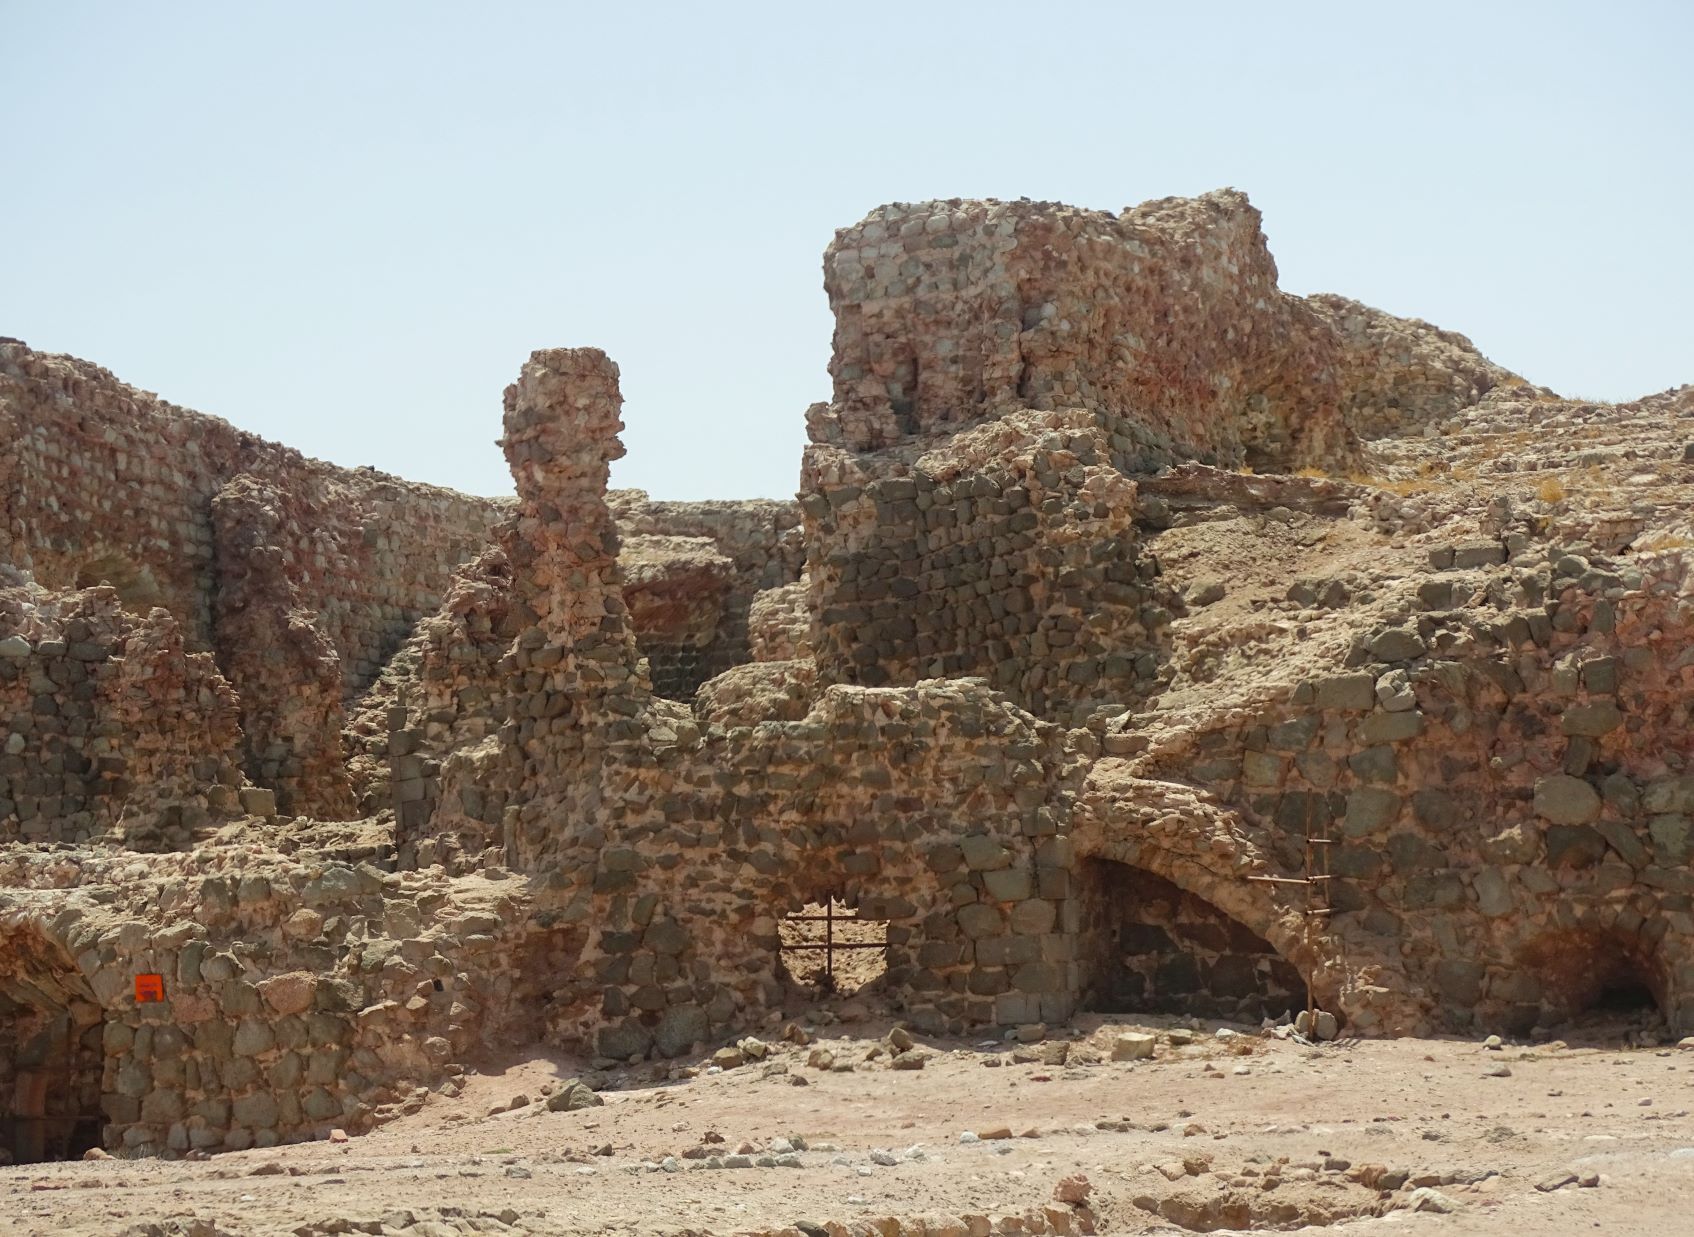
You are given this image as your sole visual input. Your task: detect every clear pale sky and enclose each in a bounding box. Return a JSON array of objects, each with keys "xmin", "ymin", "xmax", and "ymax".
[{"xmin": 4, "ymin": 3, "xmax": 1689, "ymax": 500}]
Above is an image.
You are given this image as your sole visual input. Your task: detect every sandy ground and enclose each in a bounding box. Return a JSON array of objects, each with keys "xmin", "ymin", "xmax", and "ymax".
[{"xmin": 5, "ymin": 1012, "xmax": 1692, "ymax": 1236}]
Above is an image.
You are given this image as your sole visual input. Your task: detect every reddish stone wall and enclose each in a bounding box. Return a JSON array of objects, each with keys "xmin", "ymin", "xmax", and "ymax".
[
  {"xmin": 1, "ymin": 342, "xmax": 502, "ymax": 812},
  {"xmin": 0, "ymin": 576, "xmax": 248, "ymax": 847},
  {"xmin": 818, "ymin": 191, "xmax": 1358, "ymax": 470},
  {"xmin": 0, "ymin": 342, "xmax": 502, "ymax": 697}
]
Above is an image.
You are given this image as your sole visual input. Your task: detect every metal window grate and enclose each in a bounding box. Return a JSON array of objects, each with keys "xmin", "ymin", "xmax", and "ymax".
[{"xmin": 780, "ymin": 900, "xmax": 888, "ymax": 987}]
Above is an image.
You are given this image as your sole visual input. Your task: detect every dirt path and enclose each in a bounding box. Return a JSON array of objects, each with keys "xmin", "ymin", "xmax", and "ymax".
[{"xmin": 5, "ymin": 1014, "xmax": 1692, "ymax": 1236}]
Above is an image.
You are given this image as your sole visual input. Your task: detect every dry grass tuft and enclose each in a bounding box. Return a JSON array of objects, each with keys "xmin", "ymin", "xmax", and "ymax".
[
  {"xmin": 1636, "ymin": 532, "xmax": 1693, "ymax": 552},
  {"xmin": 1537, "ymin": 476, "xmax": 1567, "ymax": 504}
]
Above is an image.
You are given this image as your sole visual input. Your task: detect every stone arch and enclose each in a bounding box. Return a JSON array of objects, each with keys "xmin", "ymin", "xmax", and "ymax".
[
  {"xmin": 1076, "ymin": 856, "xmax": 1305, "ymax": 1021},
  {"xmin": 0, "ymin": 922, "xmax": 106, "ymax": 1164},
  {"xmin": 1069, "ymin": 767, "xmax": 1432, "ymax": 1034},
  {"xmin": 1493, "ymin": 914, "xmax": 1682, "ymax": 1038},
  {"xmin": 75, "ymin": 552, "xmax": 163, "ymax": 614}
]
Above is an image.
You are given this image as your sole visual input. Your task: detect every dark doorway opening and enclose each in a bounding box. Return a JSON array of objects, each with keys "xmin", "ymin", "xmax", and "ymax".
[
  {"xmin": 1512, "ymin": 928, "xmax": 1666, "ymax": 1038},
  {"xmin": 0, "ymin": 996, "xmax": 105, "ymax": 1164},
  {"xmin": 1078, "ymin": 858, "xmax": 1305, "ymax": 1022},
  {"xmin": 1595, "ymin": 978, "xmax": 1658, "ymax": 1014}
]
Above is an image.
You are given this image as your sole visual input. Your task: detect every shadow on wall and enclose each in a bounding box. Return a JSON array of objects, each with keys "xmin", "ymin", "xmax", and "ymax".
[
  {"xmin": 75, "ymin": 554, "xmax": 163, "ymax": 615},
  {"xmin": 1076, "ymin": 857, "xmax": 1306, "ymax": 1023}
]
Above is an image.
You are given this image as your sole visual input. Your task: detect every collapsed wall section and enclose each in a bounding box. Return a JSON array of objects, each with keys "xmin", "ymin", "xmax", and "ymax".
[
  {"xmin": 0, "ymin": 341, "xmax": 503, "ymax": 813},
  {"xmin": 0, "ymin": 576, "xmax": 249, "ymax": 848},
  {"xmin": 1107, "ymin": 540, "xmax": 1694, "ymax": 1036},
  {"xmin": 609, "ymin": 492, "xmax": 804, "ymax": 700},
  {"xmin": 372, "ymin": 349, "xmax": 1108, "ymax": 1048}
]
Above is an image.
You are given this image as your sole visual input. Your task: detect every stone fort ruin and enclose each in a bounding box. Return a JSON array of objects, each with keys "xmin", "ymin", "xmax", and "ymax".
[{"xmin": 2, "ymin": 188, "xmax": 1691, "ymax": 1163}]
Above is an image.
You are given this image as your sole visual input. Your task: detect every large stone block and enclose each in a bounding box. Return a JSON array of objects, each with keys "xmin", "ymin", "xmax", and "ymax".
[
  {"xmin": 654, "ymin": 1004, "xmax": 709, "ymax": 1057},
  {"xmin": 1534, "ymin": 775, "xmax": 1602, "ymax": 825},
  {"xmin": 1313, "ymin": 674, "xmax": 1377, "ymax": 711},
  {"xmin": 1344, "ymin": 788, "xmax": 1402, "ymax": 836},
  {"xmin": 1561, "ymin": 703, "xmax": 1623, "ymax": 736}
]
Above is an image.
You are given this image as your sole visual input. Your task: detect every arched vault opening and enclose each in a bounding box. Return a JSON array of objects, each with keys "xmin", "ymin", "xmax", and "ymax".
[
  {"xmin": 0, "ymin": 930, "xmax": 106, "ymax": 1164},
  {"xmin": 1077, "ymin": 857, "xmax": 1306, "ymax": 1022},
  {"xmin": 1506, "ymin": 927, "xmax": 1667, "ymax": 1038}
]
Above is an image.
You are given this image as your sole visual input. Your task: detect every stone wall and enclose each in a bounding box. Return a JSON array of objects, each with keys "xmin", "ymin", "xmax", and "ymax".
[
  {"xmin": 0, "ymin": 342, "xmax": 503, "ymax": 810},
  {"xmin": 373, "ymin": 352, "xmax": 1099, "ymax": 1051},
  {"xmin": 4, "ymin": 186, "xmax": 1692, "ymax": 1167},
  {"xmin": 609, "ymin": 491, "xmax": 804, "ymax": 699},
  {"xmin": 819, "ymin": 191, "xmax": 1350, "ymax": 470},
  {"xmin": 1096, "ymin": 538, "xmax": 1694, "ymax": 1036},
  {"xmin": 0, "ymin": 573, "xmax": 250, "ymax": 849},
  {"xmin": 372, "ymin": 340, "xmax": 1694, "ymax": 1058},
  {"xmin": 0, "ymin": 847, "xmax": 514, "ymax": 1160},
  {"xmin": 800, "ymin": 407, "xmax": 1177, "ymax": 723},
  {"xmin": 1305, "ymin": 295, "xmax": 1519, "ymax": 441}
]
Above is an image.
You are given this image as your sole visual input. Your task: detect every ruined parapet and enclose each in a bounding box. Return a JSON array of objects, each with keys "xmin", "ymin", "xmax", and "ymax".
[
  {"xmin": 819, "ymin": 190, "xmax": 1362, "ymax": 471},
  {"xmin": 212, "ymin": 475, "xmax": 356, "ymax": 820},
  {"xmin": 0, "ymin": 339, "xmax": 501, "ymax": 691},
  {"xmin": 1305, "ymin": 293, "xmax": 1524, "ymax": 440}
]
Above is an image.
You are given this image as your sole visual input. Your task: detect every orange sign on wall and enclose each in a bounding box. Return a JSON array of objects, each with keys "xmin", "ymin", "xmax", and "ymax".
[{"xmin": 134, "ymin": 973, "xmax": 166, "ymax": 1003}]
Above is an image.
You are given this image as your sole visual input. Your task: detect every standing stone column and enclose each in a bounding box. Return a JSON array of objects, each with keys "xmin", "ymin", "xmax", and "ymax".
[{"xmin": 495, "ymin": 349, "xmax": 653, "ymax": 864}]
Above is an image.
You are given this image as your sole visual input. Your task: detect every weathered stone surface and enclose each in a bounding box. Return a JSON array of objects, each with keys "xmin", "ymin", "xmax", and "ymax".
[
  {"xmin": 1561, "ymin": 702, "xmax": 1623, "ymax": 736},
  {"xmin": 1111, "ymin": 1033, "xmax": 1156, "ymax": 1061},
  {"xmin": 1, "ymin": 188, "xmax": 1691, "ymax": 1172},
  {"xmin": 1534, "ymin": 775, "xmax": 1603, "ymax": 826}
]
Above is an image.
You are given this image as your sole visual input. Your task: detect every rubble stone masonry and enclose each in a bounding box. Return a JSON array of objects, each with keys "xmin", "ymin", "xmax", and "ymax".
[{"xmin": 1, "ymin": 188, "xmax": 1691, "ymax": 1164}]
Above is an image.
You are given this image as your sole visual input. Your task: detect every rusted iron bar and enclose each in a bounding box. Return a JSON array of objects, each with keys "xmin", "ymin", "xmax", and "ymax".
[{"xmin": 779, "ymin": 943, "xmax": 888, "ymax": 951}]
